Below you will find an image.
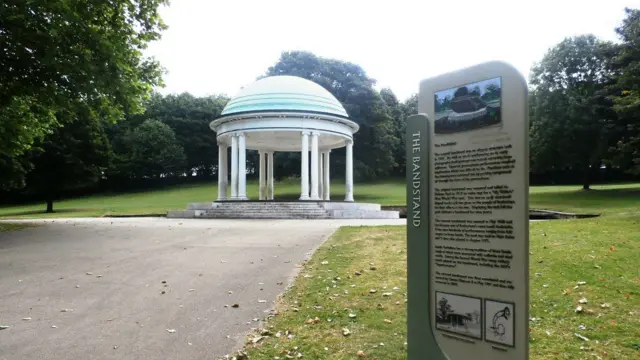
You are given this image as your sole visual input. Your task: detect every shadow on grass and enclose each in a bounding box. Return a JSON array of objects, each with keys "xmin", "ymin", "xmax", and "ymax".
[
  {"xmin": 536, "ymin": 187, "xmax": 640, "ymax": 203},
  {"xmin": 0, "ymin": 208, "xmax": 95, "ymax": 218}
]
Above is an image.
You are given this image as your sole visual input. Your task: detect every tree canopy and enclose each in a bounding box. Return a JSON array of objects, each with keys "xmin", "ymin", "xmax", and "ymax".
[{"xmin": 0, "ymin": 0, "xmax": 167, "ymax": 159}]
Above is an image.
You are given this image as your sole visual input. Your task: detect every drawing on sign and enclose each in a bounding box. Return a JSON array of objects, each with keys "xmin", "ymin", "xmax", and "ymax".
[
  {"xmin": 435, "ymin": 292, "xmax": 482, "ymax": 339},
  {"xmin": 434, "ymin": 77, "xmax": 502, "ymax": 134},
  {"xmin": 484, "ymin": 299, "xmax": 515, "ymax": 347}
]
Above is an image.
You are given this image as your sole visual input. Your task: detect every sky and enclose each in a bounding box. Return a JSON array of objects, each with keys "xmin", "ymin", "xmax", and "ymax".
[{"xmin": 145, "ymin": 0, "xmax": 639, "ymax": 101}]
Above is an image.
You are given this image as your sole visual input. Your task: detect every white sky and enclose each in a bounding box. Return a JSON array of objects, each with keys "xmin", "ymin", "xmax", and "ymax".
[{"xmin": 145, "ymin": 0, "xmax": 639, "ymax": 101}]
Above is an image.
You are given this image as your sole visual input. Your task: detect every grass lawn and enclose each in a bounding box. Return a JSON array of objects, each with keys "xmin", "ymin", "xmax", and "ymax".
[
  {"xmin": 1, "ymin": 181, "xmax": 638, "ymax": 219},
  {"xmin": 0, "ymin": 179, "xmax": 406, "ymax": 219},
  {"xmin": 238, "ymin": 183, "xmax": 640, "ymax": 359},
  {"xmin": 0, "ymin": 223, "xmax": 34, "ymax": 232}
]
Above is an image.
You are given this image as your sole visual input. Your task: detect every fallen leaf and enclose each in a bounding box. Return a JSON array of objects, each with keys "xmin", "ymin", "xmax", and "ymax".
[
  {"xmin": 574, "ymin": 333, "xmax": 589, "ymax": 341},
  {"xmin": 251, "ymin": 336, "xmax": 263, "ymax": 344},
  {"xmin": 609, "ymin": 246, "xmax": 616, "ymax": 251}
]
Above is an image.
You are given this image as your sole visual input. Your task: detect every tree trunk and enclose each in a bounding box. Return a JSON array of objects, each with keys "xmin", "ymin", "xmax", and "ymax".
[
  {"xmin": 46, "ymin": 198, "xmax": 54, "ymax": 213},
  {"xmin": 582, "ymin": 164, "xmax": 591, "ymax": 190}
]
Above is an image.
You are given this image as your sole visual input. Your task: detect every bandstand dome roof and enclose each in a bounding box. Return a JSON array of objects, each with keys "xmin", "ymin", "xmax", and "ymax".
[{"xmin": 220, "ymin": 75, "xmax": 349, "ymax": 118}]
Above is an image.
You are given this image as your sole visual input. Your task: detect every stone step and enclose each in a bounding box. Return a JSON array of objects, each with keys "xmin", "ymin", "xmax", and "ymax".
[
  {"xmin": 169, "ymin": 201, "xmax": 400, "ymax": 219},
  {"xmin": 203, "ymin": 210, "xmax": 329, "ymax": 216},
  {"xmin": 197, "ymin": 212, "xmax": 330, "ymax": 219}
]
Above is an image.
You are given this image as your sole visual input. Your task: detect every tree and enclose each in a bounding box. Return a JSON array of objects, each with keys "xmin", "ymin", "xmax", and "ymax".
[
  {"xmin": 25, "ymin": 110, "xmax": 112, "ymax": 213},
  {"xmin": 454, "ymin": 86, "xmax": 469, "ymax": 98},
  {"xmin": 438, "ymin": 297, "xmax": 453, "ymax": 320},
  {"xmin": 265, "ymin": 51, "xmax": 399, "ymax": 180},
  {"xmin": 113, "ymin": 119, "xmax": 186, "ymax": 179},
  {"xmin": 143, "ymin": 92, "xmax": 229, "ymax": 176},
  {"xmin": 0, "ymin": 0, "xmax": 167, "ymax": 184},
  {"xmin": 472, "ymin": 310, "xmax": 481, "ymax": 324},
  {"xmin": 380, "ymin": 88, "xmax": 406, "ymax": 176},
  {"xmin": 529, "ymin": 35, "xmax": 617, "ymax": 189},
  {"xmin": 609, "ymin": 8, "xmax": 640, "ymax": 174}
]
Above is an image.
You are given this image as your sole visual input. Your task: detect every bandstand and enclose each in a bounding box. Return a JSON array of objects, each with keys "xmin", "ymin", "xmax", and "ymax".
[{"xmin": 167, "ymin": 75, "xmax": 399, "ymax": 219}]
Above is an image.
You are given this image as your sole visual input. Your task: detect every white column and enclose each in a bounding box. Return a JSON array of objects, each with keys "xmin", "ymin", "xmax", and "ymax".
[
  {"xmin": 238, "ymin": 132, "xmax": 247, "ymax": 200},
  {"xmin": 310, "ymin": 132, "xmax": 320, "ymax": 200},
  {"xmin": 300, "ymin": 131, "xmax": 310, "ymax": 200},
  {"xmin": 345, "ymin": 139, "xmax": 354, "ymax": 202},
  {"xmin": 318, "ymin": 152, "xmax": 324, "ymax": 200},
  {"xmin": 230, "ymin": 135, "xmax": 239, "ymax": 200},
  {"xmin": 259, "ymin": 151, "xmax": 266, "ymax": 200},
  {"xmin": 323, "ymin": 150, "xmax": 330, "ymax": 200},
  {"xmin": 267, "ymin": 151, "xmax": 274, "ymax": 200},
  {"xmin": 217, "ymin": 144, "xmax": 228, "ymax": 201}
]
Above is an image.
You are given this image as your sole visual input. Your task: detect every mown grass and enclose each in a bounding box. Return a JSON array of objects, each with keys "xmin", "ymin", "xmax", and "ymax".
[
  {"xmin": 0, "ymin": 223, "xmax": 34, "ymax": 232},
  {"xmin": 1, "ymin": 180, "xmax": 637, "ymax": 219},
  {"xmin": 0, "ymin": 179, "xmax": 406, "ymax": 219},
  {"xmin": 243, "ymin": 226, "xmax": 408, "ymax": 359},
  {"xmin": 238, "ymin": 183, "xmax": 640, "ymax": 359}
]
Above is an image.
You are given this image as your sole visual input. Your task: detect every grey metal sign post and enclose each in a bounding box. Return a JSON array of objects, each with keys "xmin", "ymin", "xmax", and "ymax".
[{"xmin": 407, "ymin": 61, "xmax": 529, "ymax": 360}]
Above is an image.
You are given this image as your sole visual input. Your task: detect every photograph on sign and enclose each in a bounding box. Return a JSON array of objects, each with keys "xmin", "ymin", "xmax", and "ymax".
[
  {"xmin": 434, "ymin": 77, "xmax": 502, "ymax": 135},
  {"xmin": 435, "ymin": 291, "xmax": 482, "ymax": 339},
  {"xmin": 484, "ymin": 299, "xmax": 515, "ymax": 347}
]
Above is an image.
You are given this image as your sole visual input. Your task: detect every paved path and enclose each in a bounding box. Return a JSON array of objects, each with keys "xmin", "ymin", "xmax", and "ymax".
[{"xmin": 0, "ymin": 218, "xmax": 404, "ymax": 360}]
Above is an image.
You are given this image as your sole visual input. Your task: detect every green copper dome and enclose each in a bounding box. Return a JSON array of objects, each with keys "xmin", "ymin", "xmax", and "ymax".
[{"xmin": 221, "ymin": 76, "xmax": 348, "ymax": 118}]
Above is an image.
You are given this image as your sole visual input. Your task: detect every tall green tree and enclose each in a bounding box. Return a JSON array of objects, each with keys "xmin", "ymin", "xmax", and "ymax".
[
  {"xmin": 144, "ymin": 93, "xmax": 229, "ymax": 176},
  {"xmin": 529, "ymin": 35, "xmax": 617, "ymax": 189},
  {"xmin": 25, "ymin": 111, "xmax": 112, "ymax": 213},
  {"xmin": 265, "ymin": 51, "xmax": 399, "ymax": 180},
  {"xmin": 111, "ymin": 119, "xmax": 186, "ymax": 179},
  {"xmin": 609, "ymin": 8, "xmax": 640, "ymax": 174},
  {"xmin": 380, "ymin": 88, "xmax": 406, "ymax": 176},
  {"xmin": 0, "ymin": 0, "xmax": 167, "ymax": 184}
]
